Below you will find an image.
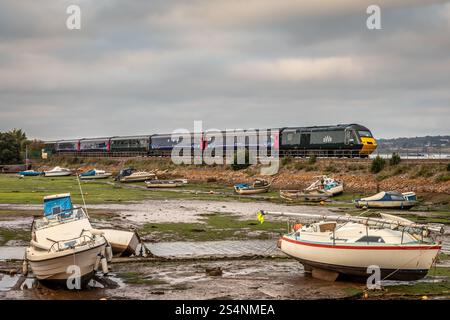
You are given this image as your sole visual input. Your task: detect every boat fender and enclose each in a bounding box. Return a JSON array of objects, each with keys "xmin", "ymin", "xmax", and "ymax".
[
  {"xmin": 105, "ymin": 244, "xmax": 113, "ymax": 262},
  {"xmin": 22, "ymin": 260, "xmax": 28, "ymax": 276},
  {"xmin": 90, "ymin": 229, "xmax": 105, "ymax": 236},
  {"xmin": 101, "ymin": 256, "xmax": 109, "ymax": 275},
  {"xmin": 30, "ymin": 240, "xmax": 52, "ymax": 251},
  {"xmin": 94, "ymin": 254, "xmax": 101, "ymax": 272}
]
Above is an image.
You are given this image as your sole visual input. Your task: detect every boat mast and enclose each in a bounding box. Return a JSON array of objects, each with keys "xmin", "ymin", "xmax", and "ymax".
[
  {"xmin": 258, "ymin": 210, "xmax": 444, "ymax": 234},
  {"xmin": 76, "ymin": 172, "xmax": 89, "ymax": 218}
]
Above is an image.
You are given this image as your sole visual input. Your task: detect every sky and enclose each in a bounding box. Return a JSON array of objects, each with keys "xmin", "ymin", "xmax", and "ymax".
[{"xmin": 0, "ymin": 0, "xmax": 449, "ymax": 140}]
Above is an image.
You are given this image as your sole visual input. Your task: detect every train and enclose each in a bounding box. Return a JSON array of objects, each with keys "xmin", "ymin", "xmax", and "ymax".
[{"xmin": 43, "ymin": 124, "xmax": 377, "ymax": 158}]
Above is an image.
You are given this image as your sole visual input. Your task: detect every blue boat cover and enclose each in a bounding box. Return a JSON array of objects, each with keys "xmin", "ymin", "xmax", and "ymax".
[
  {"xmin": 324, "ymin": 181, "xmax": 338, "ymax": 190},
  {"xmin": 18, "ymin": 171, "xmax": 41, "ymax": 176},
  {"xmin": 44, "ymin": 195, "xmax": 73, "ymax": 217},
  {"xmin": 80, "ymin": 169, "xmax": 96, "ymax": 177},
  {"xmin": 235, "ymin": 183, "xmax": 250, "ymax": 189}
]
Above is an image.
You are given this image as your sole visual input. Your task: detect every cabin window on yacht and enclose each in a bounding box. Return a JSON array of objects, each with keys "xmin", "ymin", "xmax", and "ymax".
[
  {"xmin": 355, "ymin": 236, "xmax": 385, "ymax": 243},
  {"xmin": 390, "ymin": 194, "xmax": 404, "ymax": 201}
]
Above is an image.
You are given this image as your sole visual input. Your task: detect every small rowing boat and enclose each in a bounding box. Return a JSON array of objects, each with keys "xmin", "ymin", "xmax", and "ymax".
[
  {"xmin": 280, "ymin": 189, "xmax": 331, "ymax": 202},
  {"xmin": 100, "ymin": 229, "xmax": 141, "ymax": 257},
  {"xmin": 305, "ymin": 175, "xmax": 344, "ymax": 196},
  {"xmin": 116, "ymin": 168, "xmax": 156, "ymax": 182},
  {"xmin": 234, "ymin": 179, "xmax": 270, "ymax": 195},
  {"xmin": 145, "ymin": 179, "xmax": 187, "ymax": 188}
]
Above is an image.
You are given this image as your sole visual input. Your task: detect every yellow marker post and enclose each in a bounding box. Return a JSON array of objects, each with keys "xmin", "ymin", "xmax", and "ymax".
[{"xmin": 257, "ymin": 211, "xmax": 265, "ymax": 224}]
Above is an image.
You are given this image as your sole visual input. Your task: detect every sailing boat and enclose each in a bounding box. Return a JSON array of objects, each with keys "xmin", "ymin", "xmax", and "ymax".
[{"xmin": 257, "ymin": 210, "xmax": 443, "ymax": 281}]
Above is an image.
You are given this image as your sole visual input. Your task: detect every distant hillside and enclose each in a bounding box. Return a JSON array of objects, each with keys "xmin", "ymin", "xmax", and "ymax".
[{"xmin": 377, "ymin": 135, "xmax": 450, "ymax": 153}]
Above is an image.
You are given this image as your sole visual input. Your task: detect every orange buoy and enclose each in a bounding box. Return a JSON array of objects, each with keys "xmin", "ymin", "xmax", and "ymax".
[{"xmin": 293, "ymin": 224, "xmax": 302, "ymax": 231}]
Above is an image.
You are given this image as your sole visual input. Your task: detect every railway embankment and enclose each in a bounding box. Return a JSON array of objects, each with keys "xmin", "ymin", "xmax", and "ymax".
[{"xmin": 31, "ymin": 156, "xmax": 450, "ymax": 195}]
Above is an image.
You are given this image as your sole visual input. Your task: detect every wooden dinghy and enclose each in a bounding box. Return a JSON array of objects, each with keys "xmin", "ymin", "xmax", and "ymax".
[
  {"xmin": 305, "ymin": 175, "xmax": 344, "ymax": 196},
  {"xmin": 145, "ymin": 179, "xmax": 188, "ymax": 188},
  {"xmin": 116, "ymin": 168, "xmax": 156, "ymax": 183},
  {"xmin": 100, "ymin": 229, "xmax": 141, "ymax": 257},
  {"xmin": 280, "ymin": 189, "xmax": 331, "ymax": 202},
  {"xmin": 234, "ymin": 179, "xmax": 270, "ymax": 195}
]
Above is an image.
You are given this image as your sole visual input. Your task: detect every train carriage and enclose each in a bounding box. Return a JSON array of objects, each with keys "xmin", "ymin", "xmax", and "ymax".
[
  {"xmin": 149, "ymin": 133, "xmax": 183, "ymax": 156},
  {"xmin": 56, "ymin": 140, "xmax": 80, "ymax": 153},
  {"xmin": 79, "ymin": 137, "xmax": 111, "ymax": 153},
  {"xmin": 110, "ymin": 135, "xmax": 150, "ymax": 154}
]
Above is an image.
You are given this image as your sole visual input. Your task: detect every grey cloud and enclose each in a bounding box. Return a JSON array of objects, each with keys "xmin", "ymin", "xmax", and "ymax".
[{"xmin": 0, "ymin": 0, "xmax": 449, "ymax": 140}]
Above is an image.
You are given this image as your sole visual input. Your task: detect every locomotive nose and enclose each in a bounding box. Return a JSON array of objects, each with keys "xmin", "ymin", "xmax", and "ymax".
[{"xmin": 360, "ymin": 137, "xmax": 377, "ymax": 154}]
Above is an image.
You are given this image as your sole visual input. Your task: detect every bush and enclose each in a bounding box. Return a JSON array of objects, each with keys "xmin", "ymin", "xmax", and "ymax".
[
  {"xmin": 436, "ymin": 174, "xmax": 450, "ymax": 182},
  {"xmin": 447, "ymin": 163, "xmax": 450, "ymax": 172},
  {"xmin": 370, "ymin": 156, "xmax": 385, "ymax": 174},
  {"xmin": 392, "ymin": 165, "xmax": 409, "ymax": 176},
  {"xmin": 281, "ymin": 156, "xmax": 293, "ymax": 167},
  {"xmin": 413, "ymin": 166, "xmax": 434, "ymax": 178},
  {"xmin": 294, "ymin": 162, "xmax": 306, "ymax": 171},
  {"xmin": 305, "ymin": 165, "xmax": 317, "ymax": 172},
  {"xmin": 308, "ymin": 154, "xmax": 317, "ymax": 164},
  {"xmin": 389, "ymin": 153, "xmax": 401, "ymax": 166},
  {"xmin": 324, "ymin": 165, "xmax": 338, "ymax": 173}
]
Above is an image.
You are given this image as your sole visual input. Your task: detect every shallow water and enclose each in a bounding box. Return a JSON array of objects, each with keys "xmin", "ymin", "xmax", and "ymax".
[{"xmin": 0, "ymin": 239, "xmax": 282, "ymax": 262}]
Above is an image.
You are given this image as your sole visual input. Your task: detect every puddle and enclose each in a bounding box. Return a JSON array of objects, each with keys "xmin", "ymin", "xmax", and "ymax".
[
  {"xmin": 146, "ymin": 240, "xmax": 281, "ymax": 258},
  {"xmin": 0, "ymin": 217, "xmax": 33, "ymax": 229},
  {"xmin": 0, "ymin": 246, "xmax": 25, "ymax": 260}
]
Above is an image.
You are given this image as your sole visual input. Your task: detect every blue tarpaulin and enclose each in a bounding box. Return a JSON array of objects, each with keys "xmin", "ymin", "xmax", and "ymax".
[
  {"xmin": 43, "ymin": 195, "xmax": 73, "ymax": 217},
  {"xmin": 80, "ymin": 169, "xmax": 96, "ymax": 177}
]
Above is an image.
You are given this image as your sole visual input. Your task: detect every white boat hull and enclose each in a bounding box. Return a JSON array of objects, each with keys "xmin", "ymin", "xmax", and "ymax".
[
  {"xmin": 355, "ymin": 200, "xmax": 416, "ymax": 209},
  {"xmin": 27, "ymin": 241, "xmax": 106, "ymax": 285},
  {"xmin": 119, "ymin": 174, "xmax": 155, "ymax": 182},
  {"xmin": 326, "ymin": 184, "xmax": 344, "ymax": 196},
  {"xmin": 44, "ymin": 171, "xmax": 72, "ymax": 177},
  {"xmin": 280, "ymin": 236, "xmax": 440, "ymax": 280},
  {"xmin": 101, "ymin": 229, "xmax": 140, "ymax": 257},
  {"xmin": 80, "ymin": 173, "xmax": 112, "ymax": 180}
]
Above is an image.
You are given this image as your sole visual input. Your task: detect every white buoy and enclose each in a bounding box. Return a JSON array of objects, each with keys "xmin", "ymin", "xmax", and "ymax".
[
  {"xmin": 105, "ymin": 244, "xmax": 113, "ymax": 262},
  {"xmin": 101, "ymin": 256, "xmax": 108, "ymax": 274}
]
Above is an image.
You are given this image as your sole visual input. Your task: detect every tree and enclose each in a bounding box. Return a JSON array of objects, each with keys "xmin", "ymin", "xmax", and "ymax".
[
  {"xmin": 8, "ymin": 128, "xmax": 27, "ymax": 151},
  {"xmin": 0, "ymin": 132, "xmax": 22, "ymax": 164}
]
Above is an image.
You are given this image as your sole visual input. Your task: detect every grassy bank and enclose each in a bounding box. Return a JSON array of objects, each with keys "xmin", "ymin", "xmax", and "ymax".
[{"xmin": 0, "ymin": 174, "xmax": 271, "ymax": 204}]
